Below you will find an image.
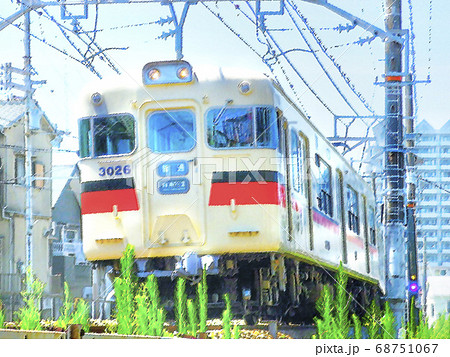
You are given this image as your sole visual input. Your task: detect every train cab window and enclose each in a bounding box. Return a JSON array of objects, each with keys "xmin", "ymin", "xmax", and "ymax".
[
  {"xmin": 148, "ymin": 110, "xmax": 196, "ymax": 153},
  {"xmin": 347, "ymin": 186, "xmax": 360, "ymax": 235},
  {"xmin": 368, "ymin": 206, "xmax": 376, "ymax": 245},
  {"xmin": 316, "ymin": 156, "xmax": 332, "ymax": 216},
  {"xmin": 290, "ymin": 131, "xmax": 305, "ymax": 195},
  {"xmin": 79, "ymin": 114, "xmax": 136, "ymax": 158},
  {"xmin": 206, "ymin": 106, "xmax": 277, "ymax": 149}
]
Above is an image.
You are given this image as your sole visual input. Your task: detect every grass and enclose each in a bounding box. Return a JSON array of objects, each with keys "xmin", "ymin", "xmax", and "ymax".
[{"xmin": 313, "ymin": 262, "xmax": 450, "ymax": 339}]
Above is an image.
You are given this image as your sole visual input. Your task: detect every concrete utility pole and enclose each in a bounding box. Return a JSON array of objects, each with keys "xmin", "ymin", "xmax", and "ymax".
[
  {"xmin": 23, "ymin": 5, "xmax": 34, "ymax": 271},
  {"xmin": 384, "ymin": 0, "xmax": 407, "ymax": 330}
]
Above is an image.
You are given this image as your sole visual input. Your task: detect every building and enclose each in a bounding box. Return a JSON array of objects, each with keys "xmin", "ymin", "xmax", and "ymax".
[
  {"xmin": 425, "ymin": 276, "xmax": 450, "ymax": 323},
  {"xmin": 415, "ymin": 119, "xmax": 450, "ymax": 277},
  {"xmin": 0, "ymin": 98, "xmax": 58, "ymax": 310},
  {"xmin": 51, "ymin": 165, "xmax": 92, "ymax": 298}
]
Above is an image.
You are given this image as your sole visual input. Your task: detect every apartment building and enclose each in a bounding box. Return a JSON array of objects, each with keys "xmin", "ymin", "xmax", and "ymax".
[
  {"xmin": 415, "ymin": 120, "xmax": 450, "ymax": 277},
  {"xmin": 0, "ymin": 98, "xmax": 57, "ymax": 298}
]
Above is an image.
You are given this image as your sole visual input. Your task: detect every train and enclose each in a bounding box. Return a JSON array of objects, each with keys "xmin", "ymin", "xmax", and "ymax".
[{"xmin": 76, "ymin": 60, "xmax": 383, "ymax": 323}]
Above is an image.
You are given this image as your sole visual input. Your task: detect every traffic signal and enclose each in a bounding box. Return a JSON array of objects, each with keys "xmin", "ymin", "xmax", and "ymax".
[{"xmin": 408, "ymin": 274, "xmax": 419, "ymax": 295}]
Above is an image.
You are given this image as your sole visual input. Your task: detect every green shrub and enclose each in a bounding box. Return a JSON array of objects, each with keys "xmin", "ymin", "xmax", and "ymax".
[
  {"xmin": 352, "ymin": 314, "xmax": 362, "ymax": 339},
  {"xmin": 222, "ymin": 293, "xmax": 232, "ymax": 339},
  {"xmin": 314, "ymin": 285, "xmax": 335, "ymax": 338},
  {"xmin": 17, "ymin": 268, "xmax": 45, "ymax": 331},
  {"xmin": 114, "ymin": 244, "xmax": 136, "ymax": 335},
  {"xmin": 335, "ymin": 262, "xmax": 351, "ymax": 338},
  {"xmin": 56, "ymin": 282, "xmax": 73, "ymax": 330},
  {"xmin": 380, "ymin": 302, "xmax": 397, "ymax": 339},
  {"xmin": 134, "ymin": 293, "xmax": 149, "ymax": 335},
  {"xmin": 175, "ymin": 278, "xmax": 188, "ymax": 335},
  {"xmin": 187, "ymin": 299, "xmax": 198, "ymax": 336},
  {"xmin": 232, "ymin": 324, "xmax": 241, "ymax": 339},
  {"xmin": 365, "ymin": 300, "xmax": 382, "ymax": 339},
  {"xmin": 0, "ymin": 301, "xmax": 5, "ymax": 328},
  {"xmin": 197, "ymin": 269, "xmax": 208, "ymax": 333},
  {"xmin": 71, "ymin": 298, "xmax": 90, "ymax": 332}
]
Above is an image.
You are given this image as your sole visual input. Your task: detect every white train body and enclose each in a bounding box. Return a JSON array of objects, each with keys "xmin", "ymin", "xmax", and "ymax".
[{"xmin": 76, "ymin": 60, "xmax": 382, "ymax": 320}]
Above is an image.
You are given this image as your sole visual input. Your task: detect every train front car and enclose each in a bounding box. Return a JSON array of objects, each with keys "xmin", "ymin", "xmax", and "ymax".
[{"xmin": 76, "ymin": 60, "xmax": 382, "ymax": 323}]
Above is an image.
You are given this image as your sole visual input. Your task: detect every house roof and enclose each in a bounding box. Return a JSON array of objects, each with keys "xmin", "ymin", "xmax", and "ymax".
[{"xmin": 0, "ymin": 98, "xmax": 57, "ymax": 133}]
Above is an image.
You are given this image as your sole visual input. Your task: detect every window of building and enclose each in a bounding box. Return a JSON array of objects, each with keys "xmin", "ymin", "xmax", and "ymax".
[
  {"xmin": 421, "ymin": 135, "xmax": 437, "ymax": 141},
  {"xmin": 423, "ymin": 194, "xmax": 437, "ymax": 201},
  {"xmin": 428, "ymin": 254, "xmax": 438, "ymax": 262},
  {"xmin": 441, "ymin": 159, "xmax": 450, "ymax": 165},
  {"xmin": 418, "ymin": 207, "xmax": 437, "ymax": 213},
  {"xmin": 347, "ymin": 185, "xmax": 359, "ymax": 235},
  {"xmin": 426, "ymin": 242, "xmax": 438, "ymax": 250},
  {"xmin": 316, "ymin": 156, "xmax": 332, "ymax": 217},
  {"xmin": 64, "ymin": 229, "xmax": 78, "ymax": 243},
  {"xmin": 15, "ymin": 155, "xmax": 25, "ymax": 185},
  {"xmin": 33, "ymin": 162, "xmax": 45, "ymax": 189},
  {"xmin": 442, "ymin": 241, "xmax": 450, "ymax": 250},
  {"xmin": 423, "ymin": 159, "xmax": 436, "ymax": 165}
]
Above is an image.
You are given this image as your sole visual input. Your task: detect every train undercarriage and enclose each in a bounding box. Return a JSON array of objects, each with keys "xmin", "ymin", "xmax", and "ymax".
[{"xmin": 92, "ymin": 253, "xmax": 380, "ymax": 325}]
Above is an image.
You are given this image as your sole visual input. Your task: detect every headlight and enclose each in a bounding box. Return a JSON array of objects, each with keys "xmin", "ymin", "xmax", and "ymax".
[
  {"xmin": 177, "ymin": 67, "xmax": 190, "ymax": 79},
  {"xmin": 148, "ymin": 68, "xmax": 161, "ymax": 81}
]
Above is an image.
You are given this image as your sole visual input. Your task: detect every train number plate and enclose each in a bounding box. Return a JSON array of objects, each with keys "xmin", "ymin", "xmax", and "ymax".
[
  {"xmin": 98, "ymin": 163, "xmax": 132, "ymax": 177},
  {"xmin": 157, "ymin": 178, "xmax": 190, "ymax": 195}
]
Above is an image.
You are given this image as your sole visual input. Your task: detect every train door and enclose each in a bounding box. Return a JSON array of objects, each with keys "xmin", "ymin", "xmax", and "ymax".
[
  {"xmin": 337, "ymin": 170, "xmax": 348, "ymax": 263},
  {"xmin": 299, "ymin": 133, "xmax": 314, "ymax": 251},
  {"xmin": 290, "ymin": 131, "xmax": 310, "ymax": 250},
  {"xmin": 362, "ymin": 196, "xmax": 371, "ymax": 273},
  {"xmin": 278, "ymin": 113, "xmax": 293, "ymax": 241},
  {"xmin": 143, "ymin": 102, "xmax": 205, "ymax": 249}
]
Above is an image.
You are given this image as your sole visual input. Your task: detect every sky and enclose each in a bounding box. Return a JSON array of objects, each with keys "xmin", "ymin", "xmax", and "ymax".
[{"xmin": 0, "ymin": 0, "xmax": 448, "ymax": 201}]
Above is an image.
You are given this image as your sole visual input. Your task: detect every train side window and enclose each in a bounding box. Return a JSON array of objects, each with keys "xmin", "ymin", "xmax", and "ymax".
[
  {"xmin": 347, "ymin": 186, "xmax": 360, "ymax": 235},
  {"xmin": 368, "ymin": 206, "xmax": 376, "ymax": 245},
  {"xmin": 290, "ymin": 130, "xmax": 305, "ymax": 195},
  {"xmin": 316, "ymin": 156, "xmax": 332, "ymax": 217},
  {"xmin": 79, "ymin": 114, "xmax": 136, "ymax": 158},
  {"xmin": 79, "ymin": 118, "xmax": 92, "ymax": 158},
  {"xmin": 148, "ymin": 109, "xmax": 196, "ymax": 153},
  {"xmin": 206, "ymin": 106, "xmax": 277, "ymax": 149}
]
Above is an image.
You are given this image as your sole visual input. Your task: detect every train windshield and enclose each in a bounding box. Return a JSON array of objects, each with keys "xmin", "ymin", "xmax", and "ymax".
[
  {"xmin": 206, "ymin": 106, "xmax": 277, "ymax": 149},
  {"xmin": 148, "ymin": 109, "xmax": 196, "ymax": 153},
  {"xmin": 78, "ymin": 114, "xmax": 136, "ymax": 158}
]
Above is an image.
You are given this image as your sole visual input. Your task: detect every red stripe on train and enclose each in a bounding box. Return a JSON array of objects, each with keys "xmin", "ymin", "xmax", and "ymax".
[
  {"xmin": 312, "ymin": 209, "xmax": 340, "ymax": 234},
  {"xmin": 81, "ymin": 189, "xmax": 139, "ymax": 215},
  {"xmin": 209, "ymin": 182, "xmax": 286, "ymax": 206}
]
